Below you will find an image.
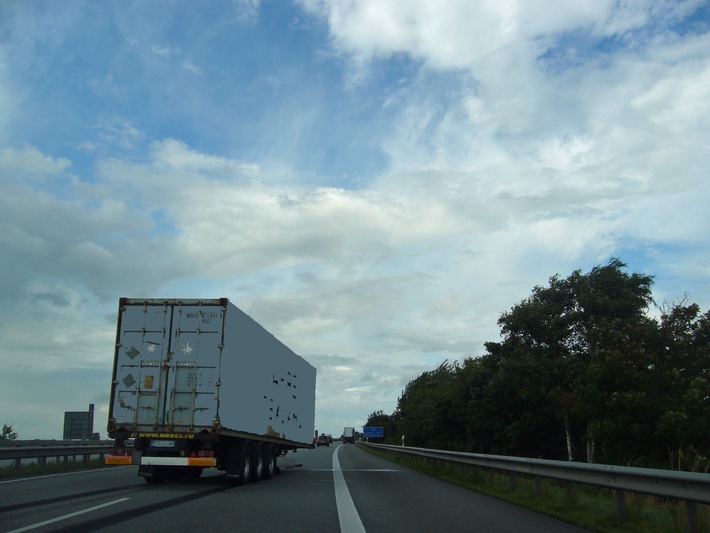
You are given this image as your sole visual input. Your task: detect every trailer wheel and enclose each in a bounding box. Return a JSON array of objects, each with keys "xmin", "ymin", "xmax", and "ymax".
[
  {"xmin": 226, "ymin": 441, "xmax": 252, "ymax": 485},
  {"xmin": 263, "ymin": 444, "xmax": 276, "ymax": 480},
  {"xmin": 141, "ymin": 465, "xmax": 166, "ymax": 484},
  {"xmin": 252, "ymin": 443, "xmax": 265, "ymax": 482},
  {"xmin": 236, "ymin": 441, "xmax": 252, "ymax": 485}
]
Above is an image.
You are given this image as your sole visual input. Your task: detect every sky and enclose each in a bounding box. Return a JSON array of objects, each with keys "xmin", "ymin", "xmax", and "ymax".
[{"xmin": 1, "ymin": 0, "xmax": 709, "ymax": 441}]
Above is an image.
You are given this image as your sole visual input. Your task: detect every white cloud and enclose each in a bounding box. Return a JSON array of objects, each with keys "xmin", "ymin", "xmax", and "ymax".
[
  {"xmin": 88, "ymin": 73, "xmax": 119, "ymax": 97},
  {"xmin": 0, "ymin": 145, "xmax": 71, "ymax": 177},
  {"xmin": 152, "ymin": 44, "xmax": 179, "ymax": 57},
  {"xmin": 183, "ymin": 61, "xmax": 204, "ymax": 76},
  {"xmin": 232, "ymin": 0, "xmax": 262, "ymax": 22},
  {"xmin": 149, "ymin": 138, "xmax": 259, "ymax": 175},
  {"xmin": 0, "ymin": 47, "xmax": 14, "ymax": 146},
  {"xmin": 95, "ymin": 117, "xmax": 145, "ymax": 150},
  {"xmin": 1, "ymin": 1, "xmax": 708, "ymax": 439}
]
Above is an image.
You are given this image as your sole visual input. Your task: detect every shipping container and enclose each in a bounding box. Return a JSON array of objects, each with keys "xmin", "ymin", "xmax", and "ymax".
[{"xmin": 106, "ymin": 298, "xmax": 316, "ymax": 484}]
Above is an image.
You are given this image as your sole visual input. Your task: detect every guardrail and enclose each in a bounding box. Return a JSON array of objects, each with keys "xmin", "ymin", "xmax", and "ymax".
[
  {"xmin": 362, "ymin": 443, "xmax": 710, "ymax": 533},
  {"xmin": 0, "ymin": 440, "xmax": 119, "ymax": 474}
]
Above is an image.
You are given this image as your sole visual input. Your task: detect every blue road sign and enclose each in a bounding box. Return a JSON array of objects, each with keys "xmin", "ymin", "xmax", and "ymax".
[{"xmin": 363, "ymin": 426, "xmax": 384, "ymax": 438}]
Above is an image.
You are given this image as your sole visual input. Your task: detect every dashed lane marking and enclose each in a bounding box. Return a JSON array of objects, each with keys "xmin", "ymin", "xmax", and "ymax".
[{"xmin": 5, "ymin": 497, "xmax": 130, "ymax": 533}]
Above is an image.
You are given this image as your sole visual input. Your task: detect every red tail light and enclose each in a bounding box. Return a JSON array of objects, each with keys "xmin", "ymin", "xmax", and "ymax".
[{"xmin": 109, "ymin": 448, "xmax": 132, "ymax": 456}]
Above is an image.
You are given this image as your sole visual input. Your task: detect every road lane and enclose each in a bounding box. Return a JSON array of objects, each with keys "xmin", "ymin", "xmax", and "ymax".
[
  {"xmin": 0, "ymin": 444, "xmax": 589, "ymax": 532},
  {"xmin": 338, "ymin": 443, "xmax": 589, "ymax": 533},
  {"xmin": 5, "ymin": 498, "xmax": 130, "ymax": 533},
  {"xmin": 0, "ymin": 467, "xmax": 145, "ymax": 532},
  {"xmin": 333, "ymin": 444, "xmax": 365, "ymax": 532}
]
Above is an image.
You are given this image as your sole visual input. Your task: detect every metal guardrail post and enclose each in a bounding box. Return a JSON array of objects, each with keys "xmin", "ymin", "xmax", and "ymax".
[
  {"xmin": 686, "ymin": 501, "xmax": 698, "ymax": 533},
  {"xmin": 508, "ymin": 471, "xmax": 516, "ymax": 491},
  {"xmin": 615, "ymin": 489, "xmax": 626, "ymax": 525},
  {"xmin": 567, "ymin": 481, "xmax": 577, "ymax": 503}
]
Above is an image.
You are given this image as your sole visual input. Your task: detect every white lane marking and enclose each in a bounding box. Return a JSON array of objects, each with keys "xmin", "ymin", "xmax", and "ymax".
[
  {"xmin": 332, "ymin": 445, "xmax": 366, "ymax": 533},
  {"xmin": 312, "ymin": 469, "xmax": 399, "ymax": 472},
  {"xmin": 0, "ymin": 466, "xmax": 134, "ymax": 484},
  {"xmin": 5, "ymin": 497, "xmax": 130, "ymax": 533}
]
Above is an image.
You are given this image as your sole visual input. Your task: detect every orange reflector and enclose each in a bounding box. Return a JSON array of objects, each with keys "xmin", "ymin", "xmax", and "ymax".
[
  {"xmin": 187, "ymin": 457, "xmax": 216, "ymax": 467},
  {"xmin": 106, "ymin": 456, "xmax": 133, "ymax": 465}
]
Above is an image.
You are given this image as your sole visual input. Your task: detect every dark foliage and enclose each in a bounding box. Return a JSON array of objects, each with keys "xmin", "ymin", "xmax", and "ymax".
[{"xmin": 369, "ymin": 259, "xmax": 710, "ymax": 470}]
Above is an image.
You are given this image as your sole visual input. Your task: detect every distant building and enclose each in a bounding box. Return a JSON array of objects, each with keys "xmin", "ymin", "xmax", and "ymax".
[{"xmin": 63, "ymin": 403, "xmax": 95, "ymax": 440}]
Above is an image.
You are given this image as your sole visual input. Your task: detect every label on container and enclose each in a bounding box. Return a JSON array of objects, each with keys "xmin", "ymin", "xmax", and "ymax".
[{"xmin": 131, "ymin": 432, "xmax": 195, "ymax": 439}]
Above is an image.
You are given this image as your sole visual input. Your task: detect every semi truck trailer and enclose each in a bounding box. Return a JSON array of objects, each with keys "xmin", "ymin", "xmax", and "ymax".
[
  {"xmin": 342, "ymin": 426, "xmax": 355, "ymax": 443},
  {"xmin": 106, "ymin": 298, "xmax": 316, "ymax": 484}
]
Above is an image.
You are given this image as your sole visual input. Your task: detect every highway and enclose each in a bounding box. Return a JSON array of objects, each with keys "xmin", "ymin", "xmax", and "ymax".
[{"xmin": 0, "ymin": 443, "xmax": 588, "ymax": 532}]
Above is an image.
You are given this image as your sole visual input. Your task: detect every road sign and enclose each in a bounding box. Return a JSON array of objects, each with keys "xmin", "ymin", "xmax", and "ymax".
[{"xmin": 363, "ymin": 426, "xmax": 383, "ymax": 438}]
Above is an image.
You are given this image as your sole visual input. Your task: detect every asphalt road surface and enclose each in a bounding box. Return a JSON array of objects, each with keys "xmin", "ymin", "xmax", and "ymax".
[{"xmin": 0, "ymin": 443, "xmax": 589, "ymax": 532}]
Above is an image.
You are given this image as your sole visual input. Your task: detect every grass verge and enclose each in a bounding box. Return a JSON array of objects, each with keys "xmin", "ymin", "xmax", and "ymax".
[{"xmin": 359, "ymin": 445, "xmax": 708, "ymax": 533}]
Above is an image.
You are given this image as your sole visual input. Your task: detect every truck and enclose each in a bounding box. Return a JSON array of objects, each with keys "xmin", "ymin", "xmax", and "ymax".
[
  {"xmin": 342, "ymin": 426, "xmax": 355, "ymax": 443},
  {"xmin": 105, "ymin": 298, "xmax": 316, "ymax": 485}
]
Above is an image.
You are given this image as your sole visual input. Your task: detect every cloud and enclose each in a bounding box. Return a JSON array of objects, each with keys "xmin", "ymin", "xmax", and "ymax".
[
  {"xmin": 182, "ymin": 61, "xmax": 204, "ymax": 76},
  {"xmin": 95, "ymin": 117, "xmax": 145, "ymax": 150},
  {"xmin": 0, "ymin": 145, "xmax": 71, "ymax": 178},
  {"xmin": 300, "ymin": 0, "xmax": 701, "ymax": 70},
  {"xmin": 152, "ymin": 44, "xmax": 179, "ymax": 57},
  {"xmin": 149, "ymin": 138, "xmax": 259, "ymax": 175},
  {"xmin": 232, "ymin": 0, "xmax": 262, "ymax": 23},
  {"xmin": 87, "ymin": 73, "xmax": 119, "ymax": 98},
  {"xmin": 1, "ymin": 1, "xmax": 708, "ymax": 439}
]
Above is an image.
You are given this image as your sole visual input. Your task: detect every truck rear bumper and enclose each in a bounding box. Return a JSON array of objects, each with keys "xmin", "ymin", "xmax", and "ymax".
[{"xmin": 141, "ymin": 456, "xmax": 217, "ymax": 467}]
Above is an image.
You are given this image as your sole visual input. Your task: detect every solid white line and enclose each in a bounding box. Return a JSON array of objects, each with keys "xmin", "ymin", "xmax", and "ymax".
[
  {"xmin": 5, "ymin": 497, "xmax": 130, "ymax": 533},
  {"xmin": 332, "ymin": 445, "xmax": 366, "ymax": 533},
  {"xmin": 312, "ymin": 468, "xmax": 399, "ymax": 472}
]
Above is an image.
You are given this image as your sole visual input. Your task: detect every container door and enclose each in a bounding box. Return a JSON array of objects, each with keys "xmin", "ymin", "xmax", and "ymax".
[
  {"xmin": 166, "ymin": 304, "xmax": 222, "ymax": 429},
  {"xmin": 112, "ymin": 302, "xmax": 172, "ymax": 428}
]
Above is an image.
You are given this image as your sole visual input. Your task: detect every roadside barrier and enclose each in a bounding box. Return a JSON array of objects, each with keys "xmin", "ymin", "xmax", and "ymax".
[{"xmin": 362, "ymin": 442, "xmax": 710, "ymax": 533}]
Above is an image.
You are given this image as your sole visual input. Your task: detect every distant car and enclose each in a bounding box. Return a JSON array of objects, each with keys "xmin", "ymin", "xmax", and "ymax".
[{"xmin": 317, "ymin": 434, "xmax": 330, "ymax": 447}]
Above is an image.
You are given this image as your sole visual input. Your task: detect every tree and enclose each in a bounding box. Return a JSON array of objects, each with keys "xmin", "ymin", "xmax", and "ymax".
[
  {"xmin": 653, "ymin": 300, "xmax": 710, "ymax": 469},
  {"xmin": 366, "ymin": 260, "xmax": 710, "ymax": 469},
  {"xmin": 492, "ymin": 259, "xmax": 655, "ymax": 463},
  {"xmin": 396, "ymin": 361, "xmax": 468, "ymax": 450},
  {"xmin": 1, "ymin": 424, "xmax": 18, "ymax": 440}
]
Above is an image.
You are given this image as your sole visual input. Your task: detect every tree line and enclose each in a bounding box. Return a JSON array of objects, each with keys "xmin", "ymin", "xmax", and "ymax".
[{"xmin": 366, "ymin": 259, "xmax": 710, "ymax": 470}]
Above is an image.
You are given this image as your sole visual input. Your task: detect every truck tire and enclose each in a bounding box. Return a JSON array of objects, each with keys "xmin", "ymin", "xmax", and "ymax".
[
  {"xmin": 252, "ymin": 443, "xmax": 265, "ymax": 482},
  {"xmin": 263, "ymin": 444, "xmax": 276, "ymax": 480},
  {"xmin": 141, "ymin": 465, "xmax": 166, "ymax": 484},
  {"xmin": 236, "ymin": 441, "xmax": 252, "ymax": 485},
  {"xmin": 226, "ymin": 441, "xmax": 252, "ymax": 485}
]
